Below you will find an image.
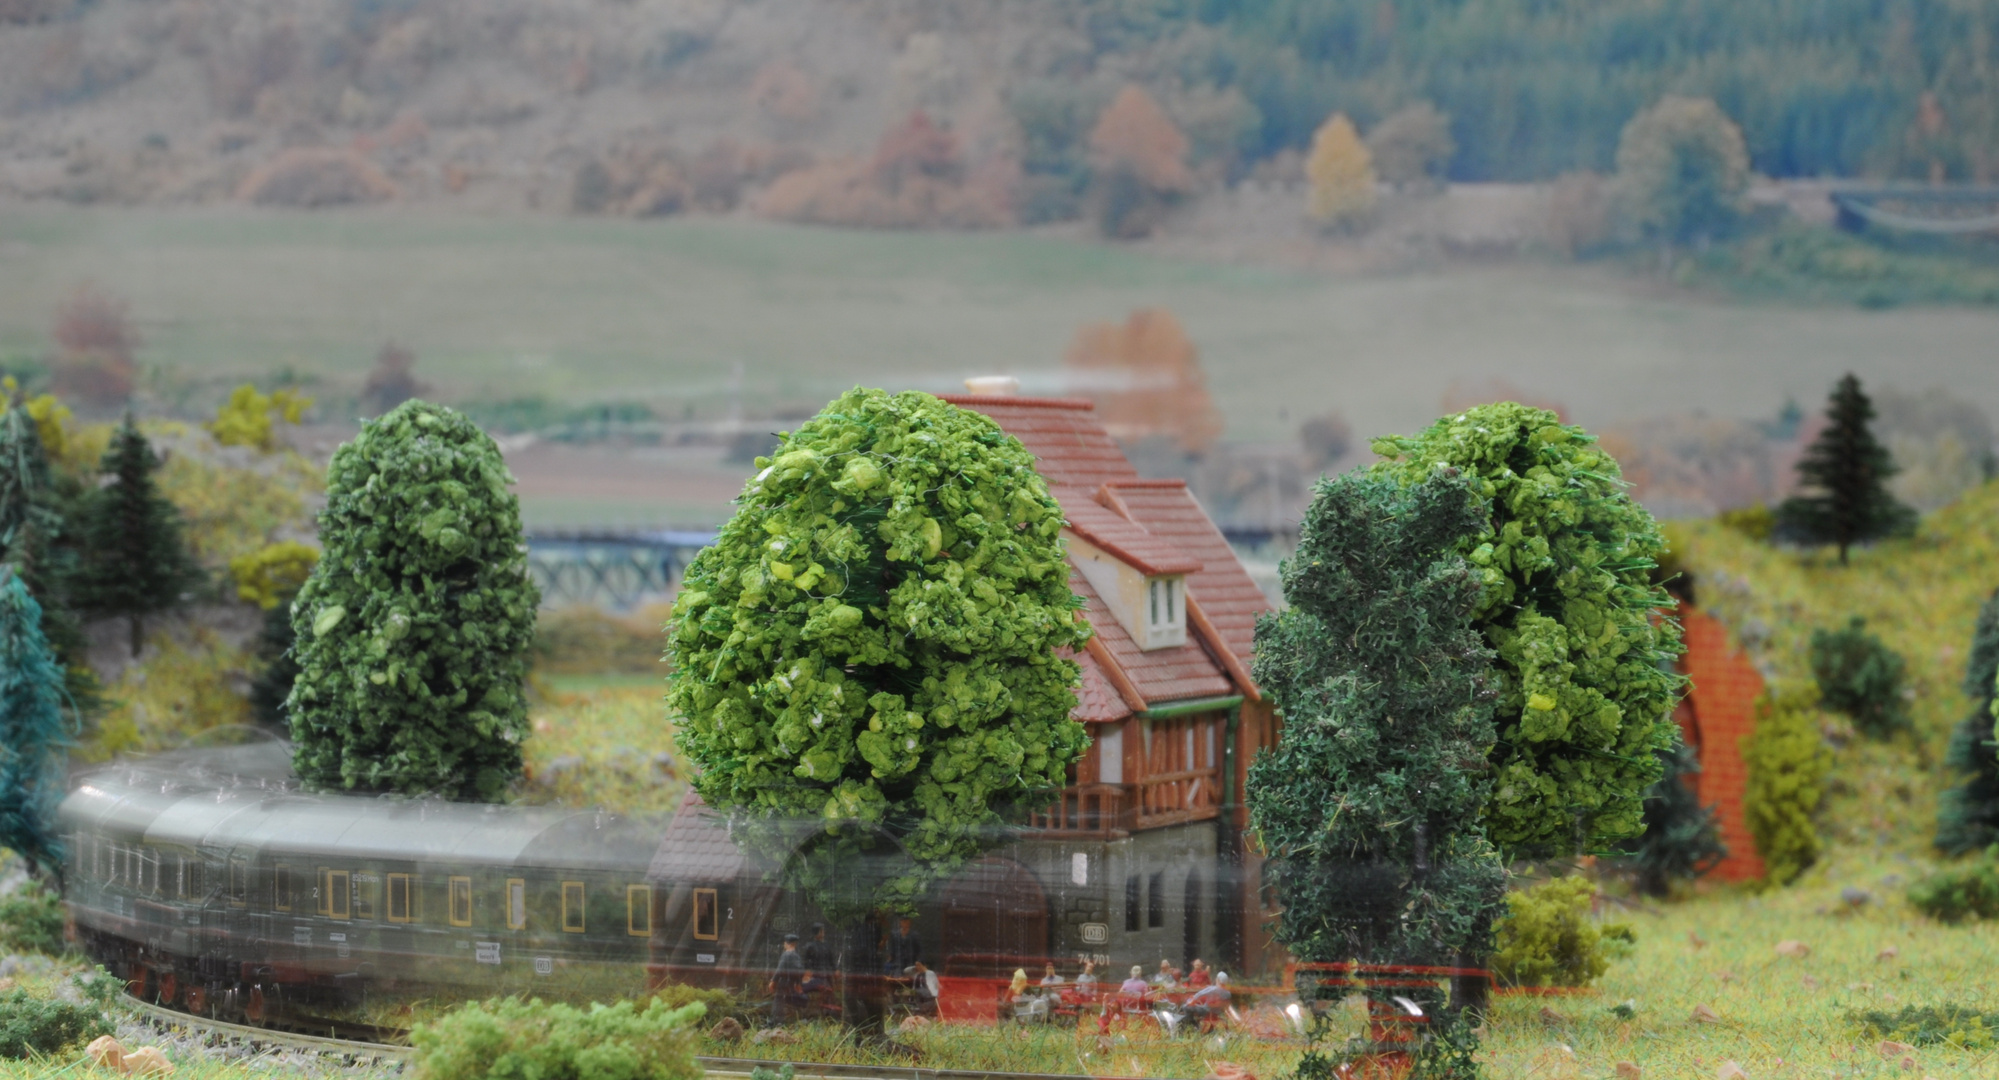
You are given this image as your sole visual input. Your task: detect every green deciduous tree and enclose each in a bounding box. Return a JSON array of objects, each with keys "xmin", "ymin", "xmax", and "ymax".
[
  {"xmin": 1937, "ymin": 588, "xmax": 1999, "ymax": 855},
  {"xmin": 1249, "ymin": 469, "xmax": 1504, "ymax": 1076},
  {"xmin": 1370, "ymin": 403, "xmax": 1683, "ymax": 859},
  {"xmin": 1741, "ymin": 686, "xmax": 1830, "ymax": 886},
  {"xmin": 1614, "ymin": 96, "xmax": 1750, "ymax": 248},
  {"xmin": 0, "ymin": 568, "xmax": 72, "ymax": 880},
  {"xmin": 1367, "ymin": 102, "xmax": 1457, "ymax": 190},
  {"xmin": 288, "ymin": 401, "xmax": 538, "ymax": 802},
  {"xmin": 1776, "ymin": 374, "xmax": 1917, "ymax": 565},
  {"xmin": 66, "ymin": 416, "xmax": 204, "ymax": 658},
  {"xmin": 668, "ymin": 388, "xmax": 1091, "ymax": 919}
]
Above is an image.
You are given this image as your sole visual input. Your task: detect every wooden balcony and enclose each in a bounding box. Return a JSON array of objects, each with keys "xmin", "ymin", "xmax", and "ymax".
[{"xmin": 1025, "ymin": 770, "xmax": 1220, "ymax": 837}]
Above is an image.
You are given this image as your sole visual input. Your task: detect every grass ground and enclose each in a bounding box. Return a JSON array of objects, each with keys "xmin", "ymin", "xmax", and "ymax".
[{"xmin": 5, "ymin": 207, "xmax": 1999, "ymax": 458}]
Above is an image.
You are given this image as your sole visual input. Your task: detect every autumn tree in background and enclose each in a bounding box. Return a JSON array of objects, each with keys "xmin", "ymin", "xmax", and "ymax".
[
  {"xmin": 1063, "ymin": 307, "xmax": 1223, "ymax": 456},
  {"xmin": 1775, "ymin": 373, "xmax": 1915, "ymax": 564},
  {"xmin": 50, "ymin": 284, "xmax": 138, "ymax": 410},
  {"xmin": 1366, "ymin": 102, "xmax": 1456, "ymax": 190},
  {"xmin": 1087, "ymin": 84, "xmax": 1193, "ymax": 239},
  {"xmin": 1614, "ymin": 96, "xmax": 1750, "ymax": 248},
  {"xmin": 1306, "ymin": 112, "xmax": 1376, "ymax": 229},
  {"xmin": 67, "ymin": 416, "xmax": 204, "ymax": 657}
]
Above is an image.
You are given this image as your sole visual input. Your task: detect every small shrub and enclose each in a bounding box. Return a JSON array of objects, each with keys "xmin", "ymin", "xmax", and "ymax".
[
  {"xmin": 1851, "ymin": 1003, "xmax": 1999, "ymax": 1049},
  {"xmin": 1489, "ymin": 876, "xmax": 1628, "ymax": 988},
  {"xmin": 229, "ymin": 540, "xmax": 319, "ymax": 610},
  {"xmin": 1716, "ymin": 503, "xmax": 1776, "ymax": 541},
  {"xmin": 0, "ymin": 881, "xmax": 65, "ymax": 955},
  {"xmin": 0, "ymin": 990, "xmax": 110, "ymax": 1059},
  {"xmin": 236, "ymin": 148, "xmax": 395, "ymax": 207},
  {"xmin": 1809, "ymin": 617, "xmax": 1908, "ymax": 736},
  {"xmin": 1908, "ymin": 846, "xmax": 1999, "ymax": 923},
  {"xmin": 1741, "ymin": 686, "xmax": 1830, "ymax": 886},
  {"xmin": 410, "ymin": 996, "xmax": 704, "ymax": 1080},
  {"xmin": 210, "ymin": 384, "xmax": 311, "ymax": 451}
]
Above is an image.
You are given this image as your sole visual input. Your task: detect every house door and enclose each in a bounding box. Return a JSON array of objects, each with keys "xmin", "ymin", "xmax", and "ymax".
[{"xmin": 940, "ymin": 857, "xmax": 1049, "ymax": 976}]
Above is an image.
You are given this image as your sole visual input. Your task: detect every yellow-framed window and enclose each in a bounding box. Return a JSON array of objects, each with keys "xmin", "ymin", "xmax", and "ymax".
[
  {"xmin": 449, "ymin": 876, "xmax": 473, "ymax": 927},
  {"xmin": 274, "ymin": 864, "xmax": 294, "ymax": 911},
  {"xmin": 387, "ymin": 874, "xmax": 412, "ymax": 923},
  {"xmin": 229, "ymin": 858, "xmax": 248, "ymax": 907},
  {"xmin": 561, "ymin": 882, "xmax": 585, "ymax": 933},
  {"xmin": 326, "ymin": 870, "xmax": 351, "ymax": 920},
  {"xmin": 626, "ymin": 885, "xmax": 651, "ymax": 937},
  {"xmin": 507, "ymin": 879, "xmax": 527, "ymax": 931},
  {"xmin": 692, "ymin": 887, "xmax": 719, "ymax": 940}
]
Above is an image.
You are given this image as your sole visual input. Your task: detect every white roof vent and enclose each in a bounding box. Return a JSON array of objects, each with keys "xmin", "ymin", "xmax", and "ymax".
[{"xmin": 963, "ymin": 375, "xmax": 1020, "ymax": 396}]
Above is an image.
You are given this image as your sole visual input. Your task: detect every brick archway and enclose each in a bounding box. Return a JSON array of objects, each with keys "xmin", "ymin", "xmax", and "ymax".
[{"xmin": 1676, "ymin": 605, "xmax": 1766, "ymax": 882}]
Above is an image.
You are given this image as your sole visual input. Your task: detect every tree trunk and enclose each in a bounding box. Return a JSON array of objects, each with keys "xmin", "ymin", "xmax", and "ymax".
[{"xmin": 129, "ymin": 614, "xmax": 142, "ymax": 659}]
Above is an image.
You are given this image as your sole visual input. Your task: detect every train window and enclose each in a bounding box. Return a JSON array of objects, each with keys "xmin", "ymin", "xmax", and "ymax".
[
  {"xmin": 387, "ymin": 874, "xmax": 412, "ymax": 923},
  {"xmin": 274, "ymin": 865, "xmax": 295, "ymax": 911},
  {"xmin": 327, "ymin": 870, "xmax": 351, "ymax": 920},
  {"xmin": 692, "ymin": 888, "xmax": 718, "ymax": 940},
  {"xmin": 507, "ymin": 879, "xmax": 526, "ymax": 931},
  {"xmin": 353, "ymin": 875, "xmax": 377, "ymax": 920},
  {"xmin": 626, "ymin": 885, "xmax": 651, "ymax": 937},
  {"xmin": 141, "ymin": 849, "xmax": 157, "ymax": 894},
  {"xmin": 229, "ymin": 859, "xmax": 248, "ymax": 907},
  {"xmin": 1147, "ymin": 871, "xmax": 1164, "ymax": 929},
  {"xmin": 449, "ymin": 876, "xmax": 473, "ymax": 927},
  {"xmin": 561, "ymin": 882, "xmax": 585, "ymax": 933}
]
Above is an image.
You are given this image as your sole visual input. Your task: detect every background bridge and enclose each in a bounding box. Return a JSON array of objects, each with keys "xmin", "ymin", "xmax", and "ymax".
[
  {"xmin": 525, "ymin": 530, "xmax": 716, "ymax": 610},
  {"xmin": 1831, "ymin": 185, "xmax": 1999, "ymax": 235}
]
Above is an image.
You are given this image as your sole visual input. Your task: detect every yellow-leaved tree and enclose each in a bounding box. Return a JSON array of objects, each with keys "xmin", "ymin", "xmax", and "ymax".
[{"xmin": 1305, "ymin": 112, "xmax": 1376, "ymax": 229}]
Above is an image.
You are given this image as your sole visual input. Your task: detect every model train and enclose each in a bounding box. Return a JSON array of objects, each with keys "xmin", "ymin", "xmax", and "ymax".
[{"xmin": 58, "ymin": 741, "xmax": 818, "ymax": 1027}]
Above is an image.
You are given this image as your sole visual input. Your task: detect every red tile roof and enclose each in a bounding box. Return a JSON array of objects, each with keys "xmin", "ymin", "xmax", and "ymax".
[
  {"xmin": 648, "ymin": 793, "xmax": 748, "ymax": 883},
  {"xmin": 1063, "ymin": 497, "xmax": 1202, "ymax": 576},
  {"xmin": 938, "ymin": 395, "xmax": 1138, "ymax": 489},
  {"xmin": 1096, "ymin": 480, "xmax": 1266, "ymax": 667},
  {"xmin": 1066, "ymin": 647, "xmax": 1135, "ymax": 723},
  {"xmin": 1070, "ymin": 566, "xmax": 1234, "ymax": 703}
]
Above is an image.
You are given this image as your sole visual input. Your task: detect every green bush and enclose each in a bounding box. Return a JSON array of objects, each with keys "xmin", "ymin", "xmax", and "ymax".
[
  {"xmin": 410, "ymin": 996, "xmax": 705, "ymax": 1080},
  {"xmin": 1716, "ymin": 503, "xmax": 1776, "ymax": 541},
  {"xmin": 1851, "ymin": 1003, "xmax": 1999, "ymax": 1050},
  {"xmin": 0, "ymin": 990, "xmax": 110, "ymax": 1059},
  {"xmin": 1741, "ymin": 686, "xmax": 1831, "ymax": 886},
  {"xmin": 1908, "ymin": 847, "xmax": 1999, "ymax": 923},
  {"xmin": 1809, "ymin": 617, "xmax": 1908, "ymax": 737},
  {"xmin": 288, "ymin": 401, "xmax": 539, "ymax": 802},
  {"xmin": 1488, "ymin": 876, "xmax": 1630, "ymax": 988},
  {"xmin": 0, "ymin": 881, "xmax": 66, "ymax": 955},
  {"xmin": 650, "ymin": 983, "xmax": 735, "ymax": 1020}
]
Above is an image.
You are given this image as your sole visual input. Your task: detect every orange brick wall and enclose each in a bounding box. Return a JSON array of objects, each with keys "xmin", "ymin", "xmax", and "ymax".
[{"xmin": 1676, "ymin": 605, "xmax": 1766, "ymax": 882}]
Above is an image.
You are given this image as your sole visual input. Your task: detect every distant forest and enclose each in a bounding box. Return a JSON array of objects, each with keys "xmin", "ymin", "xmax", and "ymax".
[{"xmin": 1095, "ymin": 0, "xmax": 1998, "ymax": 181}]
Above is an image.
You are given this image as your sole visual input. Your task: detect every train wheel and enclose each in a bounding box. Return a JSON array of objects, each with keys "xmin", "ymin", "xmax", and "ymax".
[
  {"xmin": 245, "ymin": 985, "xmax": 268, "ymax": 1026},
  {"xmin": 183, "ymin": 983, "xmax": 206, "ymax": 1016},
  {"xmin": 221, "ymin": 986, "xmax": 241, "ymax": 1022},
  {"xmin": 157, "ymin": 971, "xmax": 177, "ymax": 1008},
  {"xmin": 128, "ymin": 968, "xmax": 152, "ymax": 1003}
]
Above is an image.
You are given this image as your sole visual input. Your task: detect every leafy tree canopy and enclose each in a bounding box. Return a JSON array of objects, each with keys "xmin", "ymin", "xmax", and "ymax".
[
  {"xmin": 668, "ymin": 388, "xmax": 1090, "ymax": 914},
  {"xmin": 1371, "ymin": 402, "xmax": 1682, "ymax": 859},
  {"xmin": 1614, "ymin": 96, "xmax": 1750, "ymax": 246},
  {"xmin": 288, "ymin": 401, "xmax": 537, "ymax": 802}
]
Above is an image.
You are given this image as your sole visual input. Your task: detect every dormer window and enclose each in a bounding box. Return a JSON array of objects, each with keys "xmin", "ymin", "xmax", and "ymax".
[{"xmin": 1145, "ymin": 576, "xmax": 1184, "ymax": 648}]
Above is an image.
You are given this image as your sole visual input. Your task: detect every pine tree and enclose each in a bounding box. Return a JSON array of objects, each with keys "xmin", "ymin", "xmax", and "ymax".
[
  {"xmin": 0, "ymin": 568, "xmax": 72, "ymax": 880},
  {"xmin": 0, "ymin": 400, "xmax": 99, "ymax": 715},
  {"xmin": 66, "ymin": 415, "xmax": 204, "ymax": 657},
  {"xmin": 1249, "ymin": 469, "xmax": 1506, "ymax": 1072},
  {"xmin": 1776, "ymin": 374, "xmax": 1916, "ymax": 564},
  {"xmin": 1937, "ymin": 588, "xmax": 1999, "ymax": 855},
  {"xmin": 1615, "ymin": 742, "xmax": 1726, "ymax": 896},
  {"xmin": 289, "ymin": 401, "xmax": 538, "ymax": 802}
]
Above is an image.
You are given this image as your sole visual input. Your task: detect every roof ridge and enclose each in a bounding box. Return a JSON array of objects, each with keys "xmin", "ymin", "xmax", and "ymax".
[
  {"xmin": 1101, "ymin": 478, "xmax": 1190, "ymax": 489},
  {"xmin": 937, "ymin": 394, "xmax": 1097, "ymax": 411}
]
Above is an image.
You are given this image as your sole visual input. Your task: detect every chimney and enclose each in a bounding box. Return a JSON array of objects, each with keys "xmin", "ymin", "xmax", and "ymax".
[{"xmin": 963, "ymin": 375, "xmax": 1020, "ymax": 396}]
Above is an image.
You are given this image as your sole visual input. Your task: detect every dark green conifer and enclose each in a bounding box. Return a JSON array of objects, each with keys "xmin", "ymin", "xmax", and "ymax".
[
  {"xmin": 1776, "ymin": 374, "xmax": 1916, "ymax": 564},
  {"xmin": 1937, "ymin": 589, "xmax": 1999, "ymax": 855},
  {"xmin": 248, "ymin": 598, "xmax": 298, "ymax": 735},
  {"xmin": 0, "ymin": 568, "xmax": 72, "ymax": 880},
  {"xmin": 1249, "ymin": 469, "xmax": 1506, "ymax": 1074},
  {"xmin": 0, "ymin": 402, "xmax": 99, "ymax": 714},
  {"xmin": 1616, "ymin": 742, "xmax": 1726, "ymax": 896},
  {"xmin": 66, "ymin": 415, "xmax": 204, "ymax": 657}
]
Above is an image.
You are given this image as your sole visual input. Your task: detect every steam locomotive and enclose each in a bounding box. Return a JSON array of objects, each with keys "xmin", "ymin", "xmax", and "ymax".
[{"xmin": 58, "ymin": 742, "xmax": 806, "ymax": 1027}]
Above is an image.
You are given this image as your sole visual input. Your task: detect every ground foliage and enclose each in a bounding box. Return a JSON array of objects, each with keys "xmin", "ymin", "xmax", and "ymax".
[
  {"xmin": 668, "ymin": 388, "xmax": 1089, "ymax": 915},
  {"xmin": 65, "ymin": 416, "xmax": 204, "ymax": 657},
  {"xmin": 1808, "ymin": 616, "xmax": 1909, "ymax": 737},
  {"xmin": 1907, "ymin": 845, "xmax": 1999, "ymax": 923},
  {"xmin": 1937, "ymin": 588, "xmax": 1999, "ymax": 854},
  {"xmin": 0, "ymin": 571, "xmax": 71, "ymax": 879},
  {"xmin": 1248, "ymin": 469, "xmax": 1503, "ymax": 1076},
  {"xmin": 1612, "ymin": 742, "xmax": 1726, "ymax": 897},
  {"xmin": 1487, "ymin": 876, "xmax": 1630, "ymax": 988},
  {"xmin": 1741, "ymin": 685, "xmax": 1832, "ymax": 887},
  {"xmin": 0, "ymin": 990, "xmax": 109, "ymax": 1060},
  {"xmin": 0, "ymin": 881, "xmax": 65, "ymax": 956},
  {"xmin": 1776, "ymin": 374, "xmax": 1916, "ymax": 564},
  {"xmin": 1850, "ymin": 1004, "xmax": 1999, "ymax": 1050},
  {"xmin": 1370, "ymin": 402, "xmax": 1682, "ymax": 859},
  {"xmin": 410, "ymin": 996, "xmax": 704, "ymax": 1080},
  {"xmin": 288, "ymin": 401, "xmax": 538, "ymax": 802},
  {"xmin": 208, "ymin": 383, "xmax": 310, "ymax": 451}
]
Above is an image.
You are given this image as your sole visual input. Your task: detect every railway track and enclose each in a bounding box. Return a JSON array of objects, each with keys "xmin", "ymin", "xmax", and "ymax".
[{"xmin": 119, "ymin": 995, "xmax": 1153, "ymax": 1080}]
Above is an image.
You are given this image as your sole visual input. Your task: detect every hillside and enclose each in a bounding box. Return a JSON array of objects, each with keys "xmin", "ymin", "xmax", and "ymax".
[{"xmin": 0, "ymin": 0, "xmax": 1991, "ymax": 218}]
